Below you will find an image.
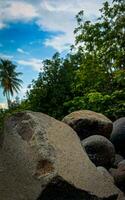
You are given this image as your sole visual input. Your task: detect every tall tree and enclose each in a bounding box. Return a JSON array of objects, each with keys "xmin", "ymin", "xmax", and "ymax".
[
  {"xmin": 74, "ymin": 0, "xmax": 125, "ymax": 93},
  {"xmin": 0, "ymin": 59, "xmax": 23, "ymax": 108},
  {"xmin": 26, "ymin": 0, "xmax": 125, "ymax": 120},
  {"xmin": 65, "ymin": 0, "xmax": 125, "ymax": 119},
  {"xmin": 27, "ymin": 53, "xmax": 77, "ymax": 119}
]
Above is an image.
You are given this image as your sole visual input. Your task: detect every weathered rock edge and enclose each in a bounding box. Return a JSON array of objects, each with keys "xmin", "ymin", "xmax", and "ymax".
[
  {"xmin": 62, "ymin": 110, "xmax": 113, "ymax": 139},
  {"xmin": 0, "ymin": 111, "xmax": 119, "ymax": 200}
]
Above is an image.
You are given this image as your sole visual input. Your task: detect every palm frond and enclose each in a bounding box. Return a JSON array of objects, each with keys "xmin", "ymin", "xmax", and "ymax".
[{"xmin": 0, "ymin": 58, "xmax": 23, "ymax": 101}]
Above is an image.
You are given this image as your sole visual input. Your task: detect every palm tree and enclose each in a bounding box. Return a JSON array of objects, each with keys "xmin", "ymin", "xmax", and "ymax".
[{"xmin": 0, "ymin": 59, "xmax": 23, "ymax": 108}]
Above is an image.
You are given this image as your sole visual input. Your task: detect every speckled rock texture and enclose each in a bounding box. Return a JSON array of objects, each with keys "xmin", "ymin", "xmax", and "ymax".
[
  {"xmin": 0, "ymin": 111, "xmax": 119, "ymax": 200},
  {"xmin": 110, "ymin": 117, "xmax": 125, "ymax": 157},
  {"xmin": 97, "ymin": 166, "xmax": 114, "ymax": 183},
  {"xmin": 62, "ymin": 110, "xmax": 113, "ymax": 140},
  {"xmin": 82, "ymin": 135, "xmax": 115, "ymax": 168}
]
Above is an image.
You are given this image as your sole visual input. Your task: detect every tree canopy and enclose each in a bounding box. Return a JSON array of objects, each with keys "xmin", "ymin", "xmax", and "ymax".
[{"xmin": 25, "ymin": 0, "xmax": 125, "ymax": 120}]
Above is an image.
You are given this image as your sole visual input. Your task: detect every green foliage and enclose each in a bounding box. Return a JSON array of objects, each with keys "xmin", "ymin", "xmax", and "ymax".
[
  {"xmin": 0, "ymin": 97, "xmax": 30, "ymax": 135},
  {"xmin": 25, "ymin": 0, "xmax": 125, "ymax": 120},
  {"xmin": 0, "ymin": 59, "xmax": 23, "ymax": 107},
  {"xmin": 113, "ymin": 69, "xmax": 125, "ymax": 87},
  {"xmin": 0, "ymin": 109, "xmax": 6, "ymax": 135},
  {"xmin": 0, "ymin": 59, "xmax": 23, "ymax": 134},
  {"xmin": 27, "ymin": 53, "xmax": 77, "ymax": 119},
  {"xmin": 74, "ymin": 0, "xmax": 125, "ymax": 92},
  {"xmin": 64, "ymin": 90, "xmax": 125, "ymax": 120}
]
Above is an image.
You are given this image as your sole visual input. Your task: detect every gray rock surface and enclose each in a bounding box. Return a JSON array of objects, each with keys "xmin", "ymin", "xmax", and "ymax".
[
  {"xmin": 97, "ymin": 166, "xmax": 114, "ymax": 183},
  {"xmin": 82, "ymin": 135, "xmax": 115, "ymax": 168},
  {"xmin": 62, "ymin": 110, "xmax": 113, "ymax": 140},
  {"xmin": 110, "ymin": 164, "xmax": 125, "ymax": 192},
  {"xmin": 117, "ymin": 192, "xmax": 125, "ymax": 200},
  {"xmin": 110, "ymin": 117, "xmax": 125, "ymax": 157},
  {"xmin": 0, "ymin": 111, "xmax": 119, "ymax": 200},
  {"xmin": 118, "ymin": 160, "xmax": 125, "ymax": 167},
  {"xmin": 114, "ymin": 154, "xmax": 124, "ymax": 167}
]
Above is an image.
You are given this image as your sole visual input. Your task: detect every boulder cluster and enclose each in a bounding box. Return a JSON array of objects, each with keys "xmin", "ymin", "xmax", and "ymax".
[{"xmin": 0, "ymin": 110, "xmax": 125, "ymax": 200}]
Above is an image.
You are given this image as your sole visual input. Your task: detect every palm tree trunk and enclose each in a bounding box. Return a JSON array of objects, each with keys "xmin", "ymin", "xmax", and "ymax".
[{"xmin": 6, "ymin": 94, "xmax": 11, "ymax": 109}]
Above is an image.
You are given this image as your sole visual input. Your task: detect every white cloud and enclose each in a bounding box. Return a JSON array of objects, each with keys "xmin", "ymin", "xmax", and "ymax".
[
  {"xmin": 45, "ymin": 32, "xmax": 74, "ymax": 53},
  {"xmin": 36, "ymin": 0, "xmax": 106, "ymax": 52},
  {"xmin": 17, "ymin": 85, "xmax": 29, "ymax": 99},
  {"xmin": 0, "ymin": 0, "xmax": 112, "ymax": 51},
  {"xmin": 40, "ymin": 0, "xmax": 101, "ymax": 18},
  {"xmin": 17, "ymin": 58, "xmax": 43, "ymax": 72},
  {"xmin": 17, "ymin": 48, "xmax": 29, "ymax": 55},
  {"xmin": 29, "ymin": 39, "xmax": 42, "ymax": 45},
  {"xmin": 20, "ymin": 86, "xmax": 28, "ymax": 96},
  {"xmin": 0, "ymin": 22, "xmax": 7, "ymax": 29},
  {"xmin": 0, "ymin": 103, "xmax": 8, "ymax": 109},
  {"xmin": 0, "ymin": 53, "xmax": 14, "ymax": 60},
  {"xmin": 0, "ymin": 1, "xmax": 38, "ymax": 28}
]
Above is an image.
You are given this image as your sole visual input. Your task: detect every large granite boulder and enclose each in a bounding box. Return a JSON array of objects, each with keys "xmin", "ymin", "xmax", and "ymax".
[
  {"xmin": 82, "ymin": 135, "xmax": 115, "ymax": 168},
  {"xmin": 110, "ymin": 118, "xmax": 125, "ymax": 157},
  {"xmin": 62, "ymin": 110, "xmax": 113, "ymax": 140},
  {"xmin": 0, "ymin": 111, "xmax": 119, "ymax": 200}
]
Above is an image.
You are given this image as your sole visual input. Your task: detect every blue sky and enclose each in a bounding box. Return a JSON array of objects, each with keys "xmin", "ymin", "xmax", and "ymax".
[{"xmin": 0, "ymin": 0, "xmax": 111, "ymax": 106}]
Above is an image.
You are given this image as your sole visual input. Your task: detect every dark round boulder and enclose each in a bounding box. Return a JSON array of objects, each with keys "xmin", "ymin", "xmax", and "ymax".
[
  {"xmin": 62, "ymin": 110, "xmax": 113, "ymax": 140},
  {"xmin": 110, "ymin": 117, "xmax": 125, "ymax": 158},
  {"xmin": 81, "ymin": 135, "xmax": 115, "ymax": 168}
]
